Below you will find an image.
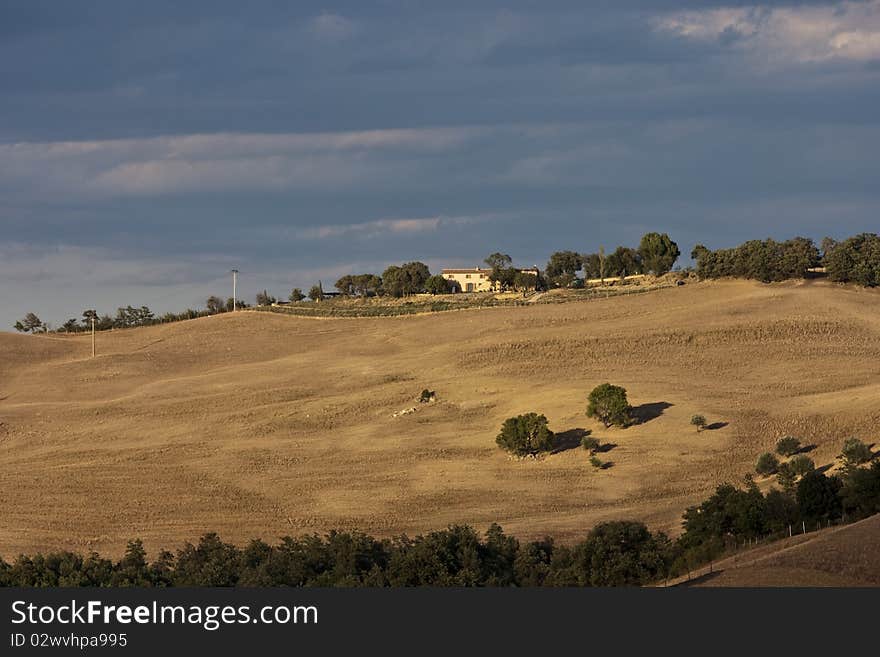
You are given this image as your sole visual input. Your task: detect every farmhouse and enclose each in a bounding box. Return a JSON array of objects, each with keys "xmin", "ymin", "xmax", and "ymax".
[{"xmin": 442, "ymin": 267, "xmax": 540, "ymax": 292}]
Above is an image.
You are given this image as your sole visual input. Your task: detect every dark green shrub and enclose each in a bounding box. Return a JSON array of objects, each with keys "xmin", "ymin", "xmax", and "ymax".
[
  {"xmin": 775, "ymin": 436, "xmax": 801, "ymax": 457},
  {"xmin": 586, "ymin": 383, "xmax": 631, "ymax": 428},
  {"xmin": 496, "ymin": 413, "xmax": 555, "ymax": 456},
  {"xmin": 789, "ymin": 454, "xmax": 815, "ymax": 477},
  {"xmin": 690, "ymin": 415, "xmax": 707, "ymax": 432},
  {"xmin": 581, "ymin": 436, "xmax": 600, "ymax": 453},
  {"xmin": 755, "ymin": 452, "xmax": 780, "ymax": 476}
]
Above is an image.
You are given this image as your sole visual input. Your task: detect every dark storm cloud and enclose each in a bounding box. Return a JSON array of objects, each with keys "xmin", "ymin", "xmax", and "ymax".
[{"xmin": 1, "ymin": 1, "xmax": 879, "ymax": 327}]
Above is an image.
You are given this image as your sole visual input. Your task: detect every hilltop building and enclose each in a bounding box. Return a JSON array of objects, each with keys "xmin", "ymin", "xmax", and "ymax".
[{"xmin": 441, "ymin": 267, "xmax": 540, "ymax": 293}]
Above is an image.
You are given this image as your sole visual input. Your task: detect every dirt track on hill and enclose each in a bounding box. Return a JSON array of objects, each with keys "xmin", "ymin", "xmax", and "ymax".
[{"xmin": 1, "ymin": 279, "xmax": 879, "ymax": 558}]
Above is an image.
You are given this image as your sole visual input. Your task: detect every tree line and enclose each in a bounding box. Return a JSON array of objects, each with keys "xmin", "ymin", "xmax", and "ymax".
[
  {"xmin": 2, "ymin": 457, "xmax": 876, "ymax": 587},
  {"xmin": 544, "ymin": 232, "xmax": 680, "ymax": 288},
  {"xmin": 692, "ymin": 232, "xmax": 880, "ymax": 286}
]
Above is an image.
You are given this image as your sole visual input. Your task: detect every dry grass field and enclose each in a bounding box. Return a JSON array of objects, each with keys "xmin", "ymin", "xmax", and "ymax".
[{"xmin": 2, "ymin": 279, "xmax": 880, "ymax": 560}]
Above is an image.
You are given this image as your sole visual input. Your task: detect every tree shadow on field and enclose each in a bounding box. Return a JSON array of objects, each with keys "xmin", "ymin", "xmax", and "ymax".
[
  {"xmin": 553, "ymin": 428, "xmax": 591, "ymax": 454},
  {"xmin": 706, "ymin": 421, "xmax": 728, "ymax": 431},
  {"xmin": 596, "ymin": 442, "xmax": 617, "ymax": 453},
  {"xmin": 630, "ymin": 401, "xmax": 673, "ymax": 425},
  {"xmin": 816, "ymin": 463, "xmax": 833, "ymax": 475},
  {"xmin": 796, "ymin": 444, "xmax": 818, "ymax": 455}
]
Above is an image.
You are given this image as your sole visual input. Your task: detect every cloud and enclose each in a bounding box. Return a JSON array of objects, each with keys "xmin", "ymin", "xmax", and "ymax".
[
  {"xmin": 299, "ymin": 217, "xmax": 442, "ymax": 240},
  {"xmin": 655, "ymin": 1, "xmax": 880, "ymax": 63},
  {"xmin": 308, "ymin": 12, "xmax": 358, "ymax": 42},
  {"xmin": 0, "ymin": 127, "xmax": 482, "ymax": 198}
]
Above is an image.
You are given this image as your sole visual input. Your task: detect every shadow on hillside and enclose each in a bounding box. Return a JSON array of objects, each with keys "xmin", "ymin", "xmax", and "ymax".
[
  {"xmin": 631, "ymin": 401, "xmax": 673, "ymax": 424},
  {"xmin": 676, "ymin": 570, "xmax": 722, "ymax": 587},
  {"xmin": 706, "ymin": 421, "xmax": 728, "ymax": 431},
  {"xmin": 553, "ymin": 428, "xmax": 591, "ymax": 454},
  {"xmin": 816, "ymin": 463, "xmax": 833, "ymax": 475},
  {"xmin": 797, "ymin": 444, "xmax": 818, "ymax": 455},
  {"xmin": 596, "ymin": 442, "xmax": 617, "ymax": 454}
]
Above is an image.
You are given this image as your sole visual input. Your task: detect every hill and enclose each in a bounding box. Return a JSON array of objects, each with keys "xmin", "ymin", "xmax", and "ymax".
[
  {"xmin": 680, "ymin": 514, "xmax": 880, "ymax": 587},
  {"xmin": 1, "ymin": 279, "xmax": 879, "ymax": 559}
]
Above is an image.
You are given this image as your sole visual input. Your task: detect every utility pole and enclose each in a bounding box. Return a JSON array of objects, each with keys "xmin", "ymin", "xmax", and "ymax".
[
  {"xmin": 231, "ymin": 269, "xmax": 239, "ymax": 311},
  {"xmin": 91, "ymin": 317, "xmax": 96, "ymax": 358}
]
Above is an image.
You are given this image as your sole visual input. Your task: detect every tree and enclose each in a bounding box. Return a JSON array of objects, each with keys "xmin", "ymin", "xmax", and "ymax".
[
  {"xmin": 425, "ymin": 274, "xmax": 452, "ymax": 295},
  {"xmin": 308, "ymin": 284, "xmax": 324, "ymax": 301},
  {"xmin": 256, "ymin": 290, "xmax": 276, "ymax": 306},
  {"xmin": 797, "ymin": 472, "xmax": 842, "ymax": 521},
  {"xmin": 289, "ymin": 288, "xmax": 305, "ymax": 302},
  {"xmin": 545, "ymin": 251, "xmax": 583, "ymax": 287},
  {"xmin": 381, "ymin": 262, "xmax": 431, "ymax": 297},
  {"xmin": 589, "ymin": 455, "xmax": 604, "ymax": 469},
  {"xmin": 755, "ymin": 452, "xmax": 779, "ymax": 476},
  {"xmin": 840, "ymin": 438, "xmax": 872, "ymax": 467},
  {"xmin": 14, "ymin": 312, "xmax": 44, "ymax": 333},
  {"xmin": 586, "ymin": 384, "xmax": 631, "ymax": 428},
  {"xmin": 690, "ymin": 415, "xmax": 707, "ymax": 432},
  {"xmin": 775, "ymin": 436, "xmax": 801, "ymax": 457},
  {"xmin": 825, "ymin": 233, "xmax": 880, "ymax": 287},
  {"xmin": 61, "ymin": 318, "xmax": 79, "ymax": 333},
  {"xmin": 335, "ymin": 275, "xmax": 354, "ymax": 296},
  {"xmin": 638, "ymin": 232, "xmax": 680, "ymax": 275},
  {"xmin": 206, "ymin": 296, "xmax": 225, "ymax": 314},
  {"xmin": 776, "ymin": 462, "xmax": 797, "ymax": 493},
  {"xmin": 495, "ymin": 413, "xmax": 555, "ymax": 456},
  {"xmin": 789, "ymin": 454, "xmax": 815, "ymax": 477},
  {"xmin": 604, "ymin": 246, "xmax": 643, "ymax": 278},
  {"xmin": 511, "ymin": 271, "xmax": 538, "ymax": 292},
  {"xmin": 484, "ymin": 253, "xmax": 512, "ymax": 270}
]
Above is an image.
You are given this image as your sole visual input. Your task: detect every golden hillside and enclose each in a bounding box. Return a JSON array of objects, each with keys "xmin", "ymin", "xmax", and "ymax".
[{"xmin": 2, "ymin": 279, "xmax": 879, "ymax": 558}]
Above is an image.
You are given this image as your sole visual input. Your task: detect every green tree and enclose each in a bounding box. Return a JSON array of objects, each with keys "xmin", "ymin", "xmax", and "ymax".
[
  {"xmin": 789, "ymin": 454, "xmax": 815, "ymax": 477},
  {"xmin": 840, "ymin": 438, "xmax": 872, "ymax": 467},
  {"xmin": 776, "ymin": 462, "xmax": 797, "ymax": 493},
  {"xmin": 797, "ymin": 472, "xmax": 842, "ymax": 521},
  {"xmin": 289, "ymin": 288, "xmax": 305, "ymax": 302},
  {"xmin": 424, "ymin": 274, "xmax": 452, "ymax": 295},
  {"xmin": 586, "ymin": 383, "xmax": 631, "ymax": 428},
  {"xmin": 484, "ymin": 253, "xmax": 512, "ymax": 270},
  {"xmin": 308, "ymin": 284, "xmax": 324, "ymax": 301},
  {"xmin": 206, "ymin": 296, "xmax": 225, "ymax": 314},
  {"xmin": 775, "ymin": 436, "xmax": 801, "ymax": 457},
  {"xmin": 545, "ymin": 251, "xmax": 583, "ymax": 287},
  {"xmin": 14, "ymin": 312, "xmax": 44, "ymax": 333},
  {"xmin": 690, "ymin": 414, "xmax": 707, "ymax": 432},
  {"xmin": 638, "ymin": 232, "xmax": 680, "ymax": 275},
  {"xmin": 255, "ymin": 290, "xmax": 276, "ymax": 306},
  {"xmin": 495, "ymin": 413, "xmax": 555, "ymax": 456},
  {"xmin": 755, "ymin": 452, "xmax": 780, "ymax": 476}
]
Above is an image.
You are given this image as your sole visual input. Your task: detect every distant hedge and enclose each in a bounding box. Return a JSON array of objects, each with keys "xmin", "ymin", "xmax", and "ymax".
[{"xmin": 692, "ymin": 233, "xmax": 880, "ymax": 287}]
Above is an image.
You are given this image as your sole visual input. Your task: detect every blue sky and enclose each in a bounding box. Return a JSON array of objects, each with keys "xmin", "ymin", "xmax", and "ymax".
[{"xmin": 2, "ymin": 1, "xmax": 879, "ymax": 328}]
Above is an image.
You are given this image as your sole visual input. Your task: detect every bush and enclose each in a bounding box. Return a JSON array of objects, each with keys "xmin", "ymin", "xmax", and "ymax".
[
  {"xmin": 419, "ymin": 389, "xmax": 435, "ymax": 403},
  {"xmin": 789, "ymin": 454, "xmax": 815, "ymax": 477},
  {"xmin": 581, "ymin": 436, "xmax": 600, "ymax": 453},
  {"xmin": 775, "ymin": 436, "xmax": 801, "ymax": 457},
  {"xmin": 496, "ymin": 413, "xmax": 555, "ymax": 456},
  {"xmin": 289, "ymin": 288, "xmax": 305, "ymax": 302},
  {"xmin": 840, "ymin": 438, "xmax": 872, "ymax": 467},
  {"xmin": 589, "ymin": 456, "xmax": 604, "ymax": 469},
  {"xmin": 755, "ymin": 452, "xmax": 780, "ymax": 476},
  {"xmin": 690, "ymin": 415, "xmax": 707, "ymax": 432},
  {"xmin": 586, "ymin": 384, "xmax": 631, "ymax": 428}
]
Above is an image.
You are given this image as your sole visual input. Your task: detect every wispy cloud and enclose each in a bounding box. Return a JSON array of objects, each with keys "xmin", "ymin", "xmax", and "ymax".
[
  {"xmin": 655, "ymin": 1, "xmax": 880, "ymax": 63},
  {"xmin": 0, "ymin": 127, "xmax": 482, "ymax": 198}
]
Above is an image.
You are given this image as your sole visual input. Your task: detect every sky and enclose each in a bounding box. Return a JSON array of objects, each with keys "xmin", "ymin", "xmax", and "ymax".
[{"xmin": 2, "ymin": 0, "xmax": 879, "ymax": 329}]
